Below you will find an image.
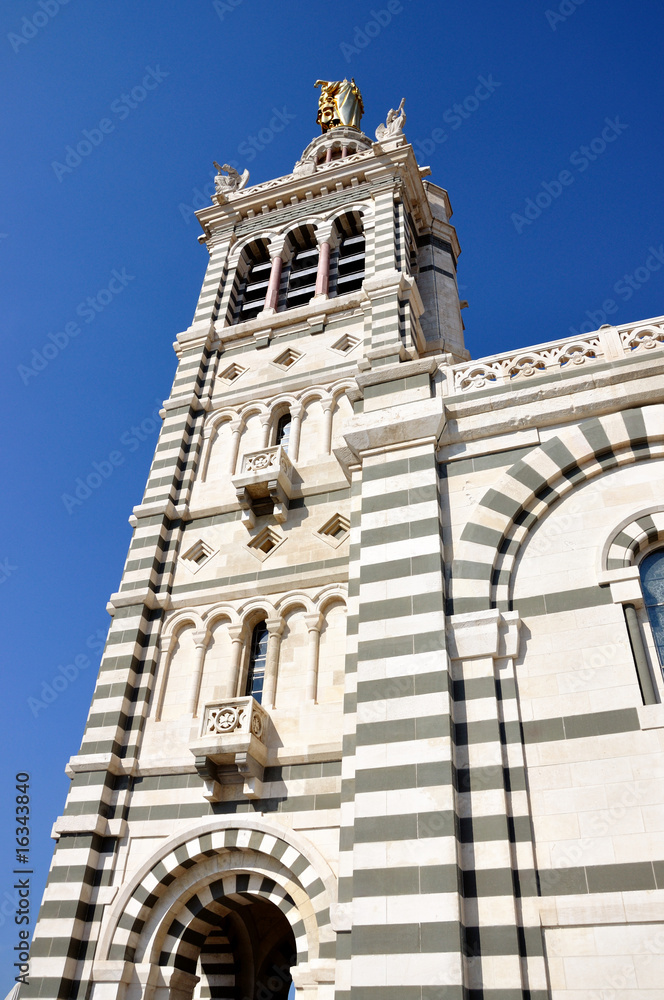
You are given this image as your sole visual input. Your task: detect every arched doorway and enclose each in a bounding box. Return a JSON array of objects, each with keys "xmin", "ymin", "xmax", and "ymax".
[
  {"xmin": 93, "ymin": 819, "xmax": 337, "ymax": 1000},
  {"xmin": 163, "ymin": 877, "xmax": 297, "ymax": 1000}
]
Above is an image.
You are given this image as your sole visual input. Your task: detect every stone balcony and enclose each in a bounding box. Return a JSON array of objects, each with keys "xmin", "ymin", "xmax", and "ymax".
[
  {"xmin": 190, "ymin": 696, "xmax": 268, "ymax": 800},
  {"xmin": 231, "ymin": 444, "xmax": 295, "ymax": 526}
]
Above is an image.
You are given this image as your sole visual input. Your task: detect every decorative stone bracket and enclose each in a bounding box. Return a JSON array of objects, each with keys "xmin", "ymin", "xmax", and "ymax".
[
  {"xmin": 231, "ymin": 445, "xmax": 294, "ymax": 528},
  {"xmin": 190, "ymin": 697, "xmax": 268, "ymax": 800}
]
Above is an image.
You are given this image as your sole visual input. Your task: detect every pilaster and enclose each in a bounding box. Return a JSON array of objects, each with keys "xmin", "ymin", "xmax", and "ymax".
[{"xmin": 337, "ymin": 393, "xmax": 465, "ymax": 999}]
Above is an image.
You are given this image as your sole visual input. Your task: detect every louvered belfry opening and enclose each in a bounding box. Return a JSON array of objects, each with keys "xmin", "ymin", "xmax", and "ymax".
[
  {"xmin": 330, "ymin": 210, "xmax": 365, "ymax": 297},
  {"xmin": 230, "ymin": 239, "xmax": 272, "ymax": 324},
  {"xmin": 283, "ymin": 225, "xmax": 319, "ymax": 310}
]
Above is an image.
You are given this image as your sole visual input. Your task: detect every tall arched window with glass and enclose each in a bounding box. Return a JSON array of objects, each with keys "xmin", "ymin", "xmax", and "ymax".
[
  {"xmin": 640, "ymin": 550, "xmax": 664, "ymax": 672},
  {"xmin": 245, "ymin": 621, "xmax": 268, "ymax": 703}
]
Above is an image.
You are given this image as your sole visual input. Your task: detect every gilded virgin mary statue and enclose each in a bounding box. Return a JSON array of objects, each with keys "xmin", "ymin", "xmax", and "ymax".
[{"xmin": 314, "ymin": 78, "xmax": 364, "ymax": 132}]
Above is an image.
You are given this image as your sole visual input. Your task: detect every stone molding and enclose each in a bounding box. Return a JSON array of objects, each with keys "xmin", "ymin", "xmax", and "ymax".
[
  {"xmin": 341, "ymin": 396, "xmax": 446, "ymax": 463},
  {"xmin": 446, "ymin": 608, "xmax": 521, "ymax": 660}
]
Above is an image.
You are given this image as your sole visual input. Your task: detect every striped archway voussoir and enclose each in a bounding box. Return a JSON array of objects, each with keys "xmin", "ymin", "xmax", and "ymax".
[
  {"xmin": 102, "ymin": 820, "xmax": 335, "ymax": 966},
  {"xmin": 160, "ymin": 873, "xmax": 306, "ymax": 973},
  {"xmin": 450, "ymin": 405, "xmax": 664, "ymax": 613},
  {"xmin": 604, "ymin": 507, "xmax": 664, "ymax": 570}
]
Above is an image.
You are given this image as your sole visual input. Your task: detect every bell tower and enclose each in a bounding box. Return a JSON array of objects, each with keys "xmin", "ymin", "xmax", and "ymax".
[{"xmin": 26, "ymin": 83, "xmax": 471, "ymax": 1000}]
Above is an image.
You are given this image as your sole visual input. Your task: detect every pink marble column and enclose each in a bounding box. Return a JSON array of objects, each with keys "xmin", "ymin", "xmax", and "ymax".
[
  {"xmin": 264, "ymin": 253, "xmax": 283, "ymax": 311},
  {"xmin": 315, "ymin": 240, "xmax": 331, "ymax": 297}
]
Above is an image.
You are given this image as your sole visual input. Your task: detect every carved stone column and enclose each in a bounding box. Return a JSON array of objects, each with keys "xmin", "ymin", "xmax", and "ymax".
[
  {"xmin": 321, "ymin": 398, "xmax": 335, "ymax": 455},
  {"xmin": 289, "ymin": 403, "xmax": 303, "ymax": 461},
  {"xmin": 227, "ymin": 419, "xmax": 243, "ymax": 474},
  {"xmin": 315, "ymin": 240, "xmax": 331, "ymax": 297},
  {"xmin": 314, "ymin": 223, "xmax": 337, "ymax": 299},
  {"xmin": 303, "ymin": 612, "xmax": 323, "ymax": 702},
  {"xmin": 260, "ymin": 413, "xmax": 272, "ymax": 448},
  {"xmin": 226, "ymin": 624, "xmax": 245, "ymax": 698},
  {"xmin": 262, "ymin": 617, "xmax": 284, "ymax": 709},
  {"xmin": 263, "ymin": 241, "xmax": 287, "ymax": 313},
  {"xmin": 186, "ymin": 629, "xmax": 211, "ymax": 716}
]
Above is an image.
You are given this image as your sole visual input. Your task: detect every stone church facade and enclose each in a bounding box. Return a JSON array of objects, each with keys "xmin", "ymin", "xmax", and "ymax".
[{"xmin": 25, "ymin": 89, "xmax": 664, "ymax": 1000}]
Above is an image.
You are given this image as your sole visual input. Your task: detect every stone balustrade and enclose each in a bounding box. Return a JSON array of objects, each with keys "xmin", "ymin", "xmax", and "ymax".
[{"xmin": 450, "ymin": 319, "xmax": 664, "ymax": 394}]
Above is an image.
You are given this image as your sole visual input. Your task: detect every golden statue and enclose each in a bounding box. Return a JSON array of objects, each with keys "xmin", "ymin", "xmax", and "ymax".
[{"xmin": 314, "ymin": 78, "xmax": 364, "ymax": 132}]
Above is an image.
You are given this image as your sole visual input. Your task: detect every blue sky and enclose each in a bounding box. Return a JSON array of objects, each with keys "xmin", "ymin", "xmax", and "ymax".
[{"xmin": 1, "ymin": 0, "xmax": 664, "ymax": 984}]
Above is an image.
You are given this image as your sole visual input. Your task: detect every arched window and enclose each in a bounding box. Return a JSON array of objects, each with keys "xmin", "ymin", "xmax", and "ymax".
[
  {"xmin": 275, "ymin": 412, "xmax": 291, "ymax": 453},
  {"xmin": 640, "ymin": 550, "xmax": 664, "ymax": 669},
  {"xmin": 330, "ymin": 212, "xmax": 365, "ymax": 297},
  {"xmin": 284, "ymin": 227, "xmax": 319, "ymax": 309},
  {"xmin": 245, "ymin": 621, "xmax": 268, "ymax": 703},
  {"xmin": 229, "ymin": 240, "xmax": 271, "ymax": 324}
]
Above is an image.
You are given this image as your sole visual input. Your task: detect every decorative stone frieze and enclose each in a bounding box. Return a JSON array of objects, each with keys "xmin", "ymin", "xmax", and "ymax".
[
  {"xmin": 450, "ymin": 319, "xmax": 664, "ymax": 393},
  {"xmin": 190, "ymin": 696, "xmax": 268, "ymax": 800}
]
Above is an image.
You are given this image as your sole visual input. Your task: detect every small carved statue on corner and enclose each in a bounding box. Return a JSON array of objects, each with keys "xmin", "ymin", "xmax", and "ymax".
[
  {"xmin": 212, "ymin": 161, "xmax": 250, "ymax": 203},
  {"xmin": 375, "ymin": 98, "xmax": 406, "ymax": 142}
]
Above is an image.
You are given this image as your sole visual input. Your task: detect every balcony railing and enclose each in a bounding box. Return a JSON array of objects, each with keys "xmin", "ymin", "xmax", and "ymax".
[
  {"xmin": 190, "ymin": 696, "xmax": 268, "ymax": 801},
  {"xmin": 232, "ymin": 444, "xmax": 294, "ymax": 526},
  {"xmin": 201, "ymin": 696, "xmax": 267, "ymax": 741}
]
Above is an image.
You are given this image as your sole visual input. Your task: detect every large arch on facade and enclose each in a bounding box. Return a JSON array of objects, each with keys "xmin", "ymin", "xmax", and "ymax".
[
  {"xmin": 96, "ymin": 818, "xmax": 337, "ymax": 990},
  {"xmin": 449, "ymin": 404, "xmax": 664, "ymax": 612}
]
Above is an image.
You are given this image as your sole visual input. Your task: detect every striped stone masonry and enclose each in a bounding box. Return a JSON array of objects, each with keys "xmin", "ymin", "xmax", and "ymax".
[{"xmin": 25, "ymin": 115, "xmax": 664, "ymax": 1000}]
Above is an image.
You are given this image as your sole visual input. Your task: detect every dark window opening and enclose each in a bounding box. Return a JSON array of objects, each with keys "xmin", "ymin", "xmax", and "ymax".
[
  {"xmin": 285, "ymin": 228, "xmax": 319, "ymax": 310},
  {"xmin": 245, "ymin": 621, "xmax": 268, "ymax": 703},
  {"xmin": 330, "ymin": 213, "xmax": 365, "ymax": 297},
  {"xmin": 231, "ymin": 241, "xmax": 271, "ymax": 324},
  {"xmin": 275, "ymin": 413, "xmax": 292, "ymax": 453}
]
